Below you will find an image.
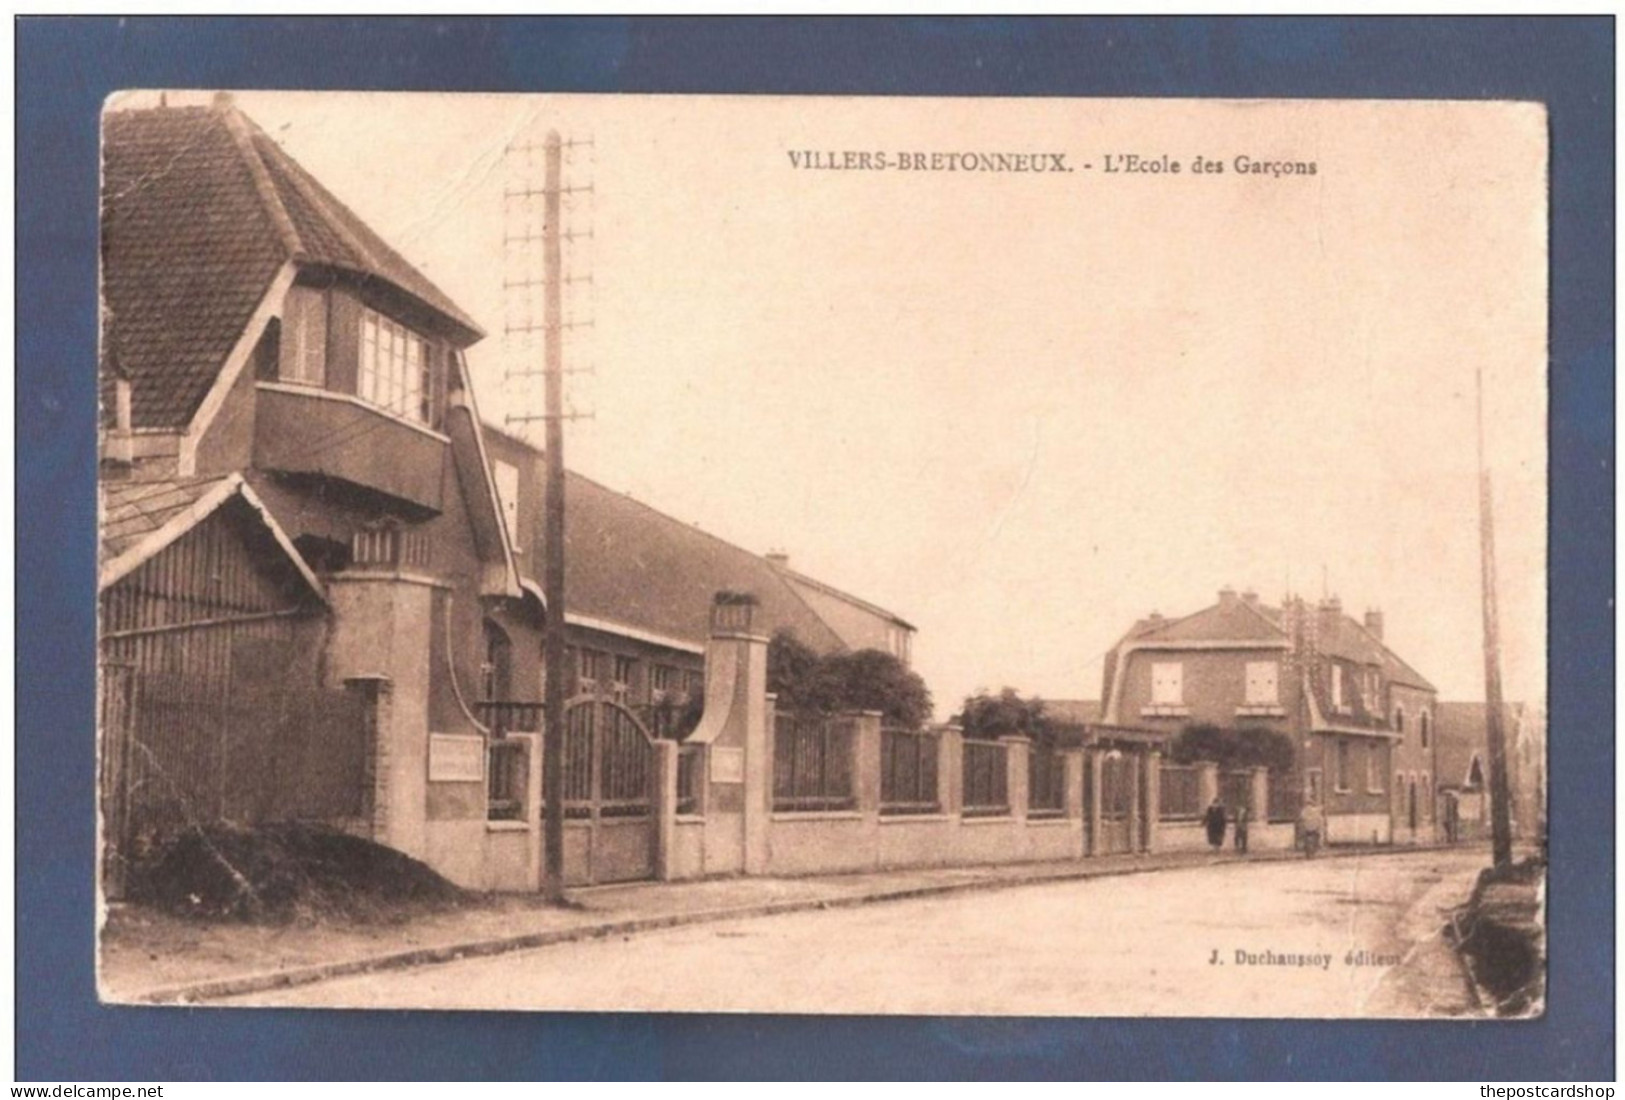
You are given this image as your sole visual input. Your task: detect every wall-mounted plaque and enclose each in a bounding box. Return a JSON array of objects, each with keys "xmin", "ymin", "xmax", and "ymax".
[
  {"xmin": 710, "ymin": 745, "xmax": 745, "ymax": 785},
  {"xmin": 428, "ymin": 733, "xmax": 485, "ymax": 783}
]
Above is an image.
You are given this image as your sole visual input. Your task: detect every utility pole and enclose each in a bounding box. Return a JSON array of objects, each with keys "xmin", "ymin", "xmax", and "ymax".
[
  {"xmin": 1476, "ymin": 366, "xmax": 1515, "ymax": 869},
  {"xmin": 503, "ymin": 127, "xmax": 594, "ymax": 902},
  {"xmin": 539, "ymin": 130, "xmax": 568, "ymax": 902}
]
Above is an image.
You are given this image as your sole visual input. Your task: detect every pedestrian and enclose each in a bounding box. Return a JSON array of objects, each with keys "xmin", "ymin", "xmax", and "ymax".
[
  {"xmin": 1233, "ymin": 803, "xmax": 1250, "ymax": 854},
  {"xmin": 1299, "ymin": 798, "xmax": 1325, "ymax": 858},
  {"xmin": 1203, "ymin": 797, "xmax": 1227, "ymax": 851}
]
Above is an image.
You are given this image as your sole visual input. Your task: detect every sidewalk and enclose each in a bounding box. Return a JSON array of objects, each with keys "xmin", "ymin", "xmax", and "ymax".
[{"xmin": 100, "ymin": 841, "xmax": 1460, "ymax": 1005}]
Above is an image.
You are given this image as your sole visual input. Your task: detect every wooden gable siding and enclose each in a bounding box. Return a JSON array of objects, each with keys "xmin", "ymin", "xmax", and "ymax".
[{"xmin": 101, "ymin": 497, "xmax": 314, "ymax": 637}]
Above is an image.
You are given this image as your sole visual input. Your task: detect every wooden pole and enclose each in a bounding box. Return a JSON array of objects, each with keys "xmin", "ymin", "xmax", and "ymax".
[
  {"xmin": 542, "ymin": 130, "xmax": 568, "ymax": 902},
  {"xmin": 1477, "ymin": 367, "xmax": 1514, "ymax": 869}
]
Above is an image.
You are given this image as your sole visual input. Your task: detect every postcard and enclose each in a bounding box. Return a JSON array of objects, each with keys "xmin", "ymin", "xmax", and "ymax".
[{"xmin": 95, "ymin": 91, "xmax": 1546, "ymax": 1017}]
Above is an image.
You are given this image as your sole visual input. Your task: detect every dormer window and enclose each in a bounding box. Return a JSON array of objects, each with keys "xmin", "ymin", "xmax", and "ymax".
[
  {"xmin": 280, "ymin": 285, "xmax": 328, "ymax": 386},
  {"xmin": 360, "ymin": 308, "xmax": 435, "ymax": 426}
]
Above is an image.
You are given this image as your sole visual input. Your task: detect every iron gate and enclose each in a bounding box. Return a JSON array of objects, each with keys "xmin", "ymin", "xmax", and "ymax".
[{"xmin": 560, "ymin": 694, "xmax": 658, "ymax": 885}]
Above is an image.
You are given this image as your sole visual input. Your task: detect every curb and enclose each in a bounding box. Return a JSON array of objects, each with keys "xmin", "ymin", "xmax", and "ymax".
[{"xmin": 130, "ymin": 841, "xmax": 1468, "ymax": 1005}]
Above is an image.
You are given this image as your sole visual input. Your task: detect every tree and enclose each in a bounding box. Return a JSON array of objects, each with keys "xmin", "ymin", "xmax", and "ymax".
[
  {"xmin": 957, "ymin": 688, "xmax": 1045, "ymax": 740},
  {"xmin": 1170, "ymin": 724, "xmax": 1294, "ymax": 772},
  {"xmin": 766, "ymin": 631, "xmax": 933, "ymax": 730}
]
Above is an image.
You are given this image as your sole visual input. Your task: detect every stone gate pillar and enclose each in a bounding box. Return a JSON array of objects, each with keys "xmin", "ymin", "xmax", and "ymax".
[
  {"xmin": 1086, "ymin": 748, "xmax": 1104, "ymax": 856},
  {"xmin": 1143, "ymin": 750, "xmax": 1162, "ymax": 852},
  {"xmin": 684, "ymin": 594, "xmax": 769, "ymax": 876}
]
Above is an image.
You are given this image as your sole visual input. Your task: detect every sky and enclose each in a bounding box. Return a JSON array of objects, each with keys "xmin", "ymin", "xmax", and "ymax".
[{"xmin": 109, "ymin": 91, "xmax": 1548, "ymax": 714}]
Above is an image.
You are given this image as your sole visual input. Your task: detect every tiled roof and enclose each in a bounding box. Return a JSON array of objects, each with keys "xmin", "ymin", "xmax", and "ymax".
[
  {"xmin": 102, "ymin": 108, "xmax": 288, "ymax": 429},
  {"xmin": 1133, "ymin": 599, "xmax": 1286, "ymax": 643},
  {"xmin": 545, "ymin": 465, "xmax": 848, "ymax": 653},
  {"xmin": 1314, "ymin": 613, "xmax": 1436, "ymax": 692},
  {"xmin": 102, "ymin": 102, "xmax": 482, "ymax": 431},
  {"xmin": 100, "ymin": 475, "xmax": 234, "ymax": 563}
]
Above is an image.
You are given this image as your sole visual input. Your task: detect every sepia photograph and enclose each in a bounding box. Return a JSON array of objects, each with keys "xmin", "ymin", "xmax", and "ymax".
[{"xmin": 93, "ymin": 89, "xmax": 1548, "ymax": 1020}]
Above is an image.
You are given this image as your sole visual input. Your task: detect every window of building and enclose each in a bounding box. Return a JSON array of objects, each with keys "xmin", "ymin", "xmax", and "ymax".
[
  {"xmin": 611, "ymin": 655, "xmax": 637, "ymax": 700},
  {"xmin": 1420, "ymin": 710, "xmax": 1431, "ymax": 748},
  {"xmin": 652, "ymin": 664, "xmax": 681, "ymax": 698},
  {"xmin": 493, "ymin": 460, "xmax": 520, "ymax": 551},
  {"xmin": 279, "ymin": 285, "xmax": 328, "ymax": 386},
  {"xmin": 1335, "ymin": 739, "xmax": 1351, "ymax": 792},
  {"xmin": 1151, "ymin": 662, "xmax": 1183, "ymax": 706},
  {"xmin": 360, "ymin": 308, "xmax": 435, "ymax": 425},
  {"xmin": 1244, "ymin": 661, "xmax": 1279, "ymax": 705},
  {"xmin": 1331, "ymin": 665, "xmax": 1345, "ymax": 711},
  {"xmin": 1394, "ymin": 705, "xmax": 1406, "ymax": 740},
  {"xmin": 577, "ymin": 648, "xmax": 606, "ymax": 691},
  {"xmin": 1422, "ymin": 772, "xmax": 1432, "ymax": 819},
  {"xmin": 1362, "ymin": 668, "xmax": 1380, "ymax": 712},
  {"xmin": 1467, "ymin": 755, "xmax": 1485, "ymax": 789}
]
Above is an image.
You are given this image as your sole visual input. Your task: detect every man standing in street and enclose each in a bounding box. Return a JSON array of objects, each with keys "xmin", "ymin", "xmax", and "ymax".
[{"xmin": 1233, "ymin": 803, "xmax": 1250, "ymax": 854}]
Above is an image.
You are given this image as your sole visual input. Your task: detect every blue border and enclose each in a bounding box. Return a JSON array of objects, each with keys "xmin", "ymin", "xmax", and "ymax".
[{"xmin": 17, "ymin": 16, "xmax": 1613, "ymax": 1081}]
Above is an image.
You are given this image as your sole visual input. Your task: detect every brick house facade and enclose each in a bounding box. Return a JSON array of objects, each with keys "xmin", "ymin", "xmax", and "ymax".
[{"xmin": 1101, "ymin": 587, "xmax": 1439, "ymax": 844}]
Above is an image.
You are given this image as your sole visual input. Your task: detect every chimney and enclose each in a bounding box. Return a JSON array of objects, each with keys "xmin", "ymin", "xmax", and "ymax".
[
  {"xmin": 212, "ymin": 90, "xmax": 235, "ymax": 110},
  {"xmin": 1241, "ymin": 588, "xmax": 1260, "ymax": 606},
  {"xmin": 764, "ymin": 551, "xmax": 790, "ymax": 570},
  {"xmin": 1218, "ymin": 585, "xmax": 1239, "ymax": 609},
  {"xmin": 1364, "ymin": 608, "xmax": 1384, "ymax": 641}
]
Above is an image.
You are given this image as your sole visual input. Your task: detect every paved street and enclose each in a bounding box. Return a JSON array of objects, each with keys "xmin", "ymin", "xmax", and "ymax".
[{"xmin": 238, "ymin": 848, "xmax": 1482, "ymax": 1016}]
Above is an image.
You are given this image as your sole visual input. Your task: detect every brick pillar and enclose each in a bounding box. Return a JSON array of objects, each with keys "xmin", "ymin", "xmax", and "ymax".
[
  {"xmin": 852, "ymin": 711, "xmax": 884, "ymax": 819},
  {"xmin": 1006, "ymin": 737, "xmax": 1031, "ymax": 823},
  {"xmin": 1143, "ymin": 750, "xmax": 1162, "ymax": 852},
  {"xmin": 1063, "ymin": 749, "xmax": 1085, "ymax": 819},
  {"xmin": 1087, "ymin": 749, "xmax": 1104, "ymax": 856},
  {"xmin": 1129, "ymin": 752, "xmax": 1144, "ymax": 852},
  {"xmin": 940, "ymin": 725, "xmax": 964, "ymax": 817},
  {"xmin": 1250, "ymin": 766, "xmax": 1270, "ymax": 824},
  {"xmin": 651, "ymin": 739, "xmax": 679, "ymax": 881},
  {"xmin": 345, "ymin": 675, "xmax": 393, "ymax": 844}
]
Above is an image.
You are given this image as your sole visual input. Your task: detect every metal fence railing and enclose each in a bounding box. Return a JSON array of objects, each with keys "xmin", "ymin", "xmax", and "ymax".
[
  {"xmin": 1221, "ymin": 770, "xmax": 1254, "ymax": 816},
  {"xmin": 676, "ymin": 743, "xmax": 705, "ymax": 816},
  {"xmin": 487, "ymin": 738, "xmax": 528, "ymax": 822},
  {"xmin": 880, "ymin": 728, "xmax": 940, "ymax": 815},
  {"xmin": 962, "ymin": 739, "xmax": 1010, "ymax": 817},
  {"xmin": 1268, "ymin": 769, "xmax": 1301, "ymax": 823},
  {"xmin": 1027, "ymin": 744, "xmax": 1066, "ymax": 817},
  {"xmin": 1159, "ymin": 764, "xmax": 1202, "ymax": 820},
  {"xmin": 773, "ymin": 712, "xmax": 856, "ymax": 813}
]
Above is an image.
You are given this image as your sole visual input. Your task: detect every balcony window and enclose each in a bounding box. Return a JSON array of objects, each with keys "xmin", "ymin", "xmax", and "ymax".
[
  {"xmin": 360, "ymin": 308, "xmax": 435, "ymax": 426},
  {"xmin": 280, "ymin": 285, "xmax": 328, "ymax": 386}
]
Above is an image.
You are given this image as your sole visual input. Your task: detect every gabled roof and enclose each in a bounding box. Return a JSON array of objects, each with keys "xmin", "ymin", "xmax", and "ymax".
[
  {"xmin": 101, "ymin": 101, "xmax": 482, "ymax": 431},
  {"xmin": 773, "ymin": 566, "xmax": 916, "ymax": 632},
  {"xmin": 1129, "ymin": 598, "xmax": 1286, "ymax": 644},
  {"xmin": 1313, "ymin": 612, "xmax": 1436, "ymax": 692},
  {"xmin": 99, "ymin": 473, "xmax": 325, "ymax": 602}
]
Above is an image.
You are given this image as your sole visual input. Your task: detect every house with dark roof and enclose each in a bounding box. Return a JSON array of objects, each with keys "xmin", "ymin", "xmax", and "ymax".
[
  {"xmin": 97, "ymin": 97, "xmax": 914, "ymax": 893},
  {"xmin": 1100, "ymin": 587, "xmax": 1440, "ymax": 845}
]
